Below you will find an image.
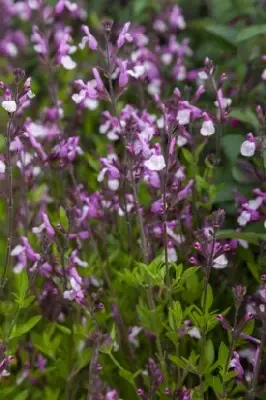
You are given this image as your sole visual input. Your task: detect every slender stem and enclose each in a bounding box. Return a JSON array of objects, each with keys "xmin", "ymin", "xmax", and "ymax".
[
  {"xmin": 199, "ymin": 233, "xmax": 216, "ymax": 397},
  {"xmin": 0, "ymin": 114, "xmax": 14, "ymax": 295},
  {"xmin": 222, "ymin": 305, "xmax": 240, "ymax": 395},
  {"xmin": 249, "ymin": 319, "xmax": 266, "ymax": 400},
  {"xmin": 105, "ymin": 37, "xmax": 133, "ymax": 252},
  {"xmin": 210, "ymin": 76, "xmax": 222, "ymax": 165},
  {"xmin": 162, "ymin": 130, "xmax": 172, "ymax": 306}
]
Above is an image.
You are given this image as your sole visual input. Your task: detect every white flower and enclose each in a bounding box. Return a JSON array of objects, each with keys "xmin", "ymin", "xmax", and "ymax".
[
  {"xmin": 0, "ymin": 160, "xmax": 6, "ymax": 174},
  {"xmin": 247, "ymin": 197, "xmax": 263, "ymax": 210},
  {"xmin": 2, "ymin": 100, "xmax": 17, "ymax": 113},
  {"xmin": 177, "ymin": 135, "xmax": 187, "ymax": 147},
  {"xmin": 200, "ymin": 120, "xmax": 215, "ymax": 136},
  {"xmin": 144, "ymin": 154, "xmax": 166, "ymax": 171},
  {"xmin": 84, "ymin": 98, "xmax": 98, "ymax": 110},
  {"xmin": 161, "ymin": 53, "xmax": 173, "ymax": 65},
  {"xmin": 198, "ymin": 71, "xmax": 208, "ymax": 80},
  {"xmin": 108, "ymin": 179, "xmax": 119, "ymax": 191},
  {"xmin": 238, "ymin": 239, "xmax": 249, "ymax": 249},
  {"xmin": 237, "ymin": 211, "xmax": 251, "ymax": 226},
  {"xmin": 63, "ymin": 290, "xmax": 76, "ymax": 300},
  {"xmin": 177, "ymin": 109, "xmax": 190, "ymax": 125},
  {"xmin": 214, "ymin": 97, "xmax": 232, "ymax": 109},
  {"xmin": 6, "ymin": 42, "xmax": 18, "ymax": 57},
  {"xmin": 61, "ymin": 55, "xmax": 77, "ymax": 70},
  {"xmin": 32, "ymin": 224, "xmax": 45, "ymax": 234},
  {"xmin": 11, "ymin": 245, "xmax": 25, "ymax": 256},
  {"xmin": 177, "ymin": 65, "xmax": 186, "ymax": 81},
  {"xmin": 264, "ymin": 220, "xmax": 266, "ymax": 229},
  {"xmin": 212, "ymin": 254, "xmax": 228, "ymax": 269},
  {"xmin": 13, "ymin": 263, "xmax": 24, "ymax": 274},
  {"xmin": 28, "ymin": 122, "xmax": 46, "ymax": 138},
  {"xmin": 127, "ymin": 65, "xmax": 145, "ymax": 79},
  {"xmin": 240, "ymin": 140, "xmax": 256, "ymax": 157},
  {"xmin": 128, "ymin": 326, "xmax": 142, "ymax": 347},
  {"xmin": 27, "ymin": 90, "xmax": 35, "ymax": 99},
  {"xmin": 72, "ymin": 91, "xmax": 85, "ymax": 104},
  {"xmin": 147, "ymin": 80, "xmax": 161, "ymax": 96},
  {"xmin": 262, "ymin": 69, "xmax": 266, "ymax": 80},
  {"xmin": 74, "ymin": 256, "xmax": 88, "ymax": 268},
  {"xmin": 153, "ymin": 20, "xmax": 167, "ymax": 32},
  {"xmin": 97, "ymin": 167, "xmax": 107, "ymax": 182},
  {"xmin": 157, "ymin": 116, "xmax": 164, "ymax": 129},
  {"xmin": 187, "ymin": 327, "xmax": 201, "ymax": 339},
  {"xmin": 177, "ymin": 15, "xmax": 186, "ymax": 30},
  {"xmin": 167, "ymin": 247, "xmax": 178, "ymax": 262}
]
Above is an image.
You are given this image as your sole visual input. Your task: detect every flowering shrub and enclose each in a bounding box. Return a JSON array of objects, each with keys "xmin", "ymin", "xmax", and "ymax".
[{"xmin": 1, "ymin": 1, "xmax": 266, "ymax": 399}]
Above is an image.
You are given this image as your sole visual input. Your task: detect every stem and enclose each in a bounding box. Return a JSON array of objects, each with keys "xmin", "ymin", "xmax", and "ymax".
[
  {"xmin": 105, "ymin": 36, "xmax": 133, "ymax": 252},
  {"xmin": 199, "ymin": 233, "xmax": 216, "ymax": 397},
  {"xmin": 104, "ymin": 33, "xmax": 167, "ymax": 382},
  {"xmin": 162, "ymin": 130, "xmax": 172, "ymax": 306},
  {"xmin": 222, "ymin": 305, "xmax": 240, "ymax": 395},
  {"xmin": 210, "ymin": 76, "xmax": 222, "ymax": 166},
  {"xmin": 249, "ymin": 319, "xmax": 266, "ymax": 400},
  {"xmin": 0, "ymin": 114, "xmax": 14, "ymax": 295}
]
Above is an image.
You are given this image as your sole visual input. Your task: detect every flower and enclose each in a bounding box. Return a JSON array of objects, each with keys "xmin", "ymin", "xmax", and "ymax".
[
  {"xmin": 237, "ymin": 211, "xmax": 251, "ymax": 226},
  {"xmin": 127, "ymin": 65, "xmax": 146, "ymax": 79},
  {"xmin": 212, "ymin": 254, "xmax": 228, "ymax": 269},
  {"xmin": 79, "ymin": 25, "xmax": 98, "ymax": 50},
  {"xmin": 2, "ymin": 100, "xmax": 17, "ymax": 113},
  {"xmin": 117, "ymin": 22, "xmax": 133, "ymax": 48},
  {"xmin": 198, "ymin": 70, "xmax": 208, "ymax": 80},
  {"xmin": 0, "ymin": 160, "xmax": 6, "ymax": 174},
  {"xmin": 177, "ymin": 109, "xmax": 190, "ymax": 125},
  {"xmin": 240, "ymin": 140, "xmax": 256, "ymax": 157},
  {"xmin": 60, "ymin": 55, "xmax": 76, "ymax": 70},
  {"xmin": 144, "ymin": 154, "xmax": 166, "ymax": 171},
  {"xmin": 200, "ymin": 120, "xmax": 215, "ymax": 136}
]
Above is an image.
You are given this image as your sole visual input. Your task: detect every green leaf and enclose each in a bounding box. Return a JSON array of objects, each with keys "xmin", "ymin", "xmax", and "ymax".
[
  {"xmin": 44, "ymin": 388, "xmax": 60, "ymax": 400},
  {"xmin": 19, "ymin": 295, "xmax": 35, "ymax": 309},
  {"xmin": 169, "ymin": 354, "xmax": 187, "ymax": 369},
  {"xmin": 218, "ymin": 342, "xmax": 229, "ymax": 371},
  {"xmin": 180, "ymin": 267, "xmax": 199, "ymax": 284},
  {"xmin": 55, "ymin": 324, "xmax": 71, "ymax": 335},
  {"xmin": 14, "ymin": 390, "xmax": 29, "ymax": 400},
  {"xmin": 230, "ymin": 108, "xmax": 259, "ymax": 130},
  {"xmin": 201, "ymin": 285, "xmax": 213, "ymax": 312},
  {"xmin": 168, "ymin": 301, "xmax": 183, "ymax": 330},
  {"xmin": 203, "ymin": 339, "xmax": 215, "ymax": 371},
  {"xmin": 236, "ymin": 24, "xmax": 266, "ymax": 42},
  {"xmin": 14, "ymin": 269, "xmax": 28, "ymax": 303},
  {"xmin": 10, "ymin": 316, "xmax": 42, "ymax": 339},
  {"xmin": 59, "ymin": 206, "xmax": 68, "ymax": 231},
  {"xmin": 204, "ymin": 24, "xmax": 237, "ymax": 46},
  {"xmin": 221, "ymin": 134, "xmax": 243, "ymax": 164},
  {"xmin": 216, "ymin": 230, "xmax": 266, "ymax": 245},
  {"xmin": 119, "ymin": 368, "xmax": 136, "ymax": 387},
  {"xmin": 181, "ymin": 148, "xmax": 193, "ymax": 163}
]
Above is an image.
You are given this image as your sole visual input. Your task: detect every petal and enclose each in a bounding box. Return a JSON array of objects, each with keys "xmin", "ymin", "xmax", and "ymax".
[
  {"xmin": 2, "ymin": 100, "xmax": 17, "ymax": 113},
  {"xmin": 144, "ymin": 154, "xmax": 166, "ymax": 171},
  {"xmin": 240, "ymin": 140, "xmax": 255, "ymax": 157},
  {"xmin": 177, "ymin": 109, "xmax": 190, "ymax": 125},
  {"xmin": 213, "ymin": 254, "xmax": 228, "ymax": 269},
  {"xmin": 0, "ymin": 160, "xmax": 6, "ymax": 173},
  {"xmin": 200, "ymin": 120, "xmax": 215, "ymax": 136},
  {"xmin": 61, "ymin": 55, "xmax": 77, "ymax": 70}
]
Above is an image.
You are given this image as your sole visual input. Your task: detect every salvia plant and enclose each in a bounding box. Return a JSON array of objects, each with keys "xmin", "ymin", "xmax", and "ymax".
[{"xmin": 1, "ymin": 0, "xmax": 266, "ymax": 399}]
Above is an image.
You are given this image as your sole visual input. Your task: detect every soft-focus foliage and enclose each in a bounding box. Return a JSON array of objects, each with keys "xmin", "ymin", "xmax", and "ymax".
[{"xmin": 1, "ymin": 1, "xmax": 266, "ymax": 399}]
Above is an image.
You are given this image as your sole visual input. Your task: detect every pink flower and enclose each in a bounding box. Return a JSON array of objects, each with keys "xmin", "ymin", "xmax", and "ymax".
[
  {"xmin": 117, "ymin": 22, "xmax": 133, "ymax": 48},
  {"xmin": 79, "ymin": 25, "xmax": 98, "ymax": 50}
]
